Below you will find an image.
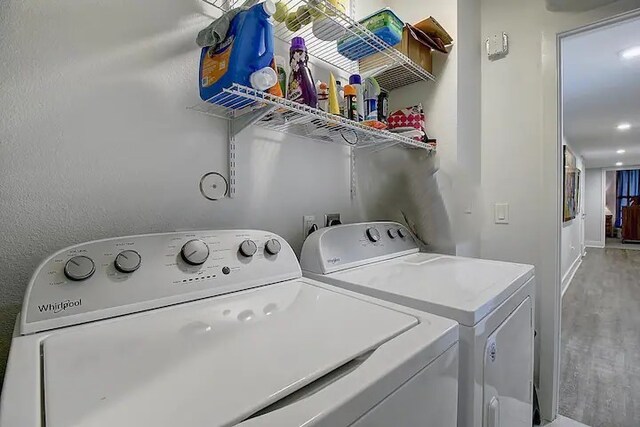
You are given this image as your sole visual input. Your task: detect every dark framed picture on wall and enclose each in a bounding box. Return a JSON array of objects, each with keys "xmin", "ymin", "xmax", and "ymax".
[{"xmin": 563, "ymin": 145, "xmax": 580, "ymax": 222}]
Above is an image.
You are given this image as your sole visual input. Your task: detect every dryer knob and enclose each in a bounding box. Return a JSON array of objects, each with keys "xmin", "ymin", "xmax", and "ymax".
[
  {"xmin": 397, "ymin": 228, "xmax": 407, "ymax": 238},
  {"xmin": 181, "ymin": 239, "xmax": 209, "ymax": 265},
  {"xmin": 64, "ymin": 256, "xmax": 96, "ymax": 281},
  {"xmin": 239, "ymin": 239, "xmax": 258, "ymax": 257},
  {"xmin": 387, "ymin": 228, "xmax": 398, "ymax": 239},
  {"xmin": 366, "ymin": 227, "xmax": 381, "ymax": 242},
  {"xmin": 265, "ymin": 239, "xmax": 282, "ymax": 255},
  {"xmin": 115, "ymin": 250, "xmax": 142, "ymax": 273}
]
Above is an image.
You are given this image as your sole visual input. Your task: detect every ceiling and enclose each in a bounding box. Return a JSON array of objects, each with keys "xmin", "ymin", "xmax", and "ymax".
[{"xmin": 562, "ymin": 16, "xmax": 640, "ymax": 168}]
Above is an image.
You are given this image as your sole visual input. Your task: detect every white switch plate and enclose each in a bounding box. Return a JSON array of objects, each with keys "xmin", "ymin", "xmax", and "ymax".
[{"xmin": 495, "ymin": 203, "xmax": 509, "ymax": 224}]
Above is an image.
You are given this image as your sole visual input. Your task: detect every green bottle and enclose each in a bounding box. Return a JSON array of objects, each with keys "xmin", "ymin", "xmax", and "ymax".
[{"xmin": 274, "ymin": 55, "xmax": 288, "ymax": 98}]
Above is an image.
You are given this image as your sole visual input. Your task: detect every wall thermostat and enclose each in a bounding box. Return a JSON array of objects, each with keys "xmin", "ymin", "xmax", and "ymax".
[{"xmin": 486, "ymin": 32, "xmax": 509, "ymax": 60}]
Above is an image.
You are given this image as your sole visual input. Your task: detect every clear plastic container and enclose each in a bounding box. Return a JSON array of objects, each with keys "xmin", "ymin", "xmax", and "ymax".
[{"xmin": 337, "ymin": 8, "xmax": 404, "ymax": 61}]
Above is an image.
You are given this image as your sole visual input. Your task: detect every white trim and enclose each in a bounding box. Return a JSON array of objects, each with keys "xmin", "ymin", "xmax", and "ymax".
[
  {"xmin": 546, "ymin": 8, "xmax": 640, "ymax": 423},
  {"xmin": 585, "ymin": 241, "xmax": 605, "ymax": 249},
  {"xmin": 601, "ymin": 169, "xmax": 607, "ymax": 246},
  {"xmin": 561, "ymin": 256, "xmax": 581, "ymax": 297}
]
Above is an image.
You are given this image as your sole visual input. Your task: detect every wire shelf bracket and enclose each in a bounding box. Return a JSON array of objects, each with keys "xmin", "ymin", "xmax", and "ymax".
[{"xmin": 189, "ymin": 84, "xmax": 435, "ymax": 198}]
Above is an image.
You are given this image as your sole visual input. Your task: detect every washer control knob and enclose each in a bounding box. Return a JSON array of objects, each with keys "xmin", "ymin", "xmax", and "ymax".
[
  {"xmin": 181, "ymin": 239, "xmax": 209, "ymax": 265},
  {"xmin": 239, "ymin": 240, "xmax": 258, "ymax": 257},
  {"xmin": 265, "ymin": 239, "xmax": 282, "ymax": 255},
  {"xmin": 64, "ymin": 256, "xmax": 95, "ymax": 281},
  {"xmin": 387, "ymin": 229, "xmax": 398, "ymax": 239},
  {"xmin": 115, "ymin": 250, "xmax": 142, "ymax": 273},
  {"xmin": 366, "ymin": 227, "xmax": 381, "ymax": 242},
  {"xmin": 397, "ymin": 228, "xmax": 407, "ymax": 238}
]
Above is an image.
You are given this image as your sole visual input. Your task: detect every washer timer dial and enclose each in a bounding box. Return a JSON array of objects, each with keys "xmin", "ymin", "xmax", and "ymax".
[
  {"xmin": 181, "ymin": 239, "xmax": 210, "ymax": 265},
  {"xmin": 366, "ymin": 227, "xmax": 381, "ymax": 242},
  {"xmin": 239, "ymin": 240, "xmax": 258, "ymax": 257},
  {"xmin": 115, "ymin": 250, "xmax": 142, "ymax": 273}
]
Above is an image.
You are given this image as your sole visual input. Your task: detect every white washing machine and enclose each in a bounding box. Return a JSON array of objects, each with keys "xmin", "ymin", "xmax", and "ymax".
[
  {"xmin": 0, "ymin": 229, "xmax": 460, "ymax": 427},
  {"xmin": 300, "ymin": 222, "xmax": 535, "ymax": 427}
]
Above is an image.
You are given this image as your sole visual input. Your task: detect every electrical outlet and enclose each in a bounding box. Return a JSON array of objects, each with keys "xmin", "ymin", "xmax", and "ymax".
[
  {"xmin": 325, "ymin": 213, "xmax": 342, "ymax": 227},
  {"xmin": 303, "ymin": 215, "xmax": 317, "ymax": 238}
]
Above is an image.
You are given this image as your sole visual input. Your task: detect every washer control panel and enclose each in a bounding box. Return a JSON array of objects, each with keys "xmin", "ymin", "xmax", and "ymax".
[
  {"xmin": 21, "ymin": 230, "xmax": 299, "ymax": 334},
  {"xmin": 300, "ymin": 222, "xmax": 419, "ymax": 274}
]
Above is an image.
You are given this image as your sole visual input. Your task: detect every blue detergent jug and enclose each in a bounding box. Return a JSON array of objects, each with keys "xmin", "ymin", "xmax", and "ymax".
[{"xmin": 199, "ymin": 1, "xmax": 275, "ymax": 107}]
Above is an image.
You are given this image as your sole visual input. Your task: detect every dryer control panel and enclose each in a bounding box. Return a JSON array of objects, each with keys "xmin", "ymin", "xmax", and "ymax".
[
  {"xmin": 300, "ymin": 222, "xmax": 419, "ymax": 275},
  {"xmin": 21, "ymin": 230, "xmax": 300, "ymax": 335}
]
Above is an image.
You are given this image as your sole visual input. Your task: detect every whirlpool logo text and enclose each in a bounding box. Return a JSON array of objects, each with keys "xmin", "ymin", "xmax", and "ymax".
[{"xmin": 38, "ymin": 298, "xmax": 82, "ymax": 314}]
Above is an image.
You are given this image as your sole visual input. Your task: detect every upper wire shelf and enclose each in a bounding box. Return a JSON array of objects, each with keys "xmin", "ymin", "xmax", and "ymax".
[
  {"xmin": 200, "ymin": 0, "xmax": 435, "ymax": 90},
  {"xmin": 189, "ymin": 84, "xmax": 436, "ymax": 151}
]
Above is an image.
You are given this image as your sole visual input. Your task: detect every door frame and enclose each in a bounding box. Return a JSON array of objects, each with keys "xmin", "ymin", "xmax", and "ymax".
[{"xmin": 550, "ymin": 8, "xmax": 640, "ymax": 421}]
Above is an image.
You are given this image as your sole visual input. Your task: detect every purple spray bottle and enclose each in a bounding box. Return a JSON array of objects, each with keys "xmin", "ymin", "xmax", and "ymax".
[{"xmin": 287, "ymin": 37, "xmax": 317, "ymax": 108}]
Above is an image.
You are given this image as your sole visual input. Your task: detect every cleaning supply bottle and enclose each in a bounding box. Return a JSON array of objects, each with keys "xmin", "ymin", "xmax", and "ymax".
[
  {"xmin": 336, "ymin": 80, "xmax": 345, "ymax": 116},
  {"xmin": 196, "ymin": 0, "xmax": 260, "ymax": 48},
  {"xmin": 377, "ymin": 91, "xmax": 389, "ymax": 123},
  {"xmin": 274, "ymin": 55, "xmax": 288, "ymax": 97},
  {"xmin": 199, "ymin": 1, "xmax": 276, "ymax": 106},
  {"xmin": 328, "ymin": 73, "xmax": 341, "ymax": 115},
  {"xmin": 344, "ymin": 85, "xmax": 357, "ymax": 121},
  {"xmin": 364, "ymin": 76, "xmax": 380, "ymax": 121},
  {"xmin": 287, "ymin": 37, "xmax": 317, "ymax": 107},
  {"xmin": 317, "ymin": 81, "xmax": 329, "ymax": 111},
  {"xmin": 349, "ymin": 74, "xmax": 364, "ymax": 121}
]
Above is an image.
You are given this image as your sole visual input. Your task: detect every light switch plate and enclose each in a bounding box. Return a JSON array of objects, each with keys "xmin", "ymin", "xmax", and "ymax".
[{"xmin": 495, "ymin": 203, "xmax": 509, "ymax": 224}]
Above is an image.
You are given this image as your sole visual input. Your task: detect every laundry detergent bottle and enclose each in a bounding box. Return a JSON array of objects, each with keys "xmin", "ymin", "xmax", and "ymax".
[
  {"xmin": 287, "ymin": 37, "xmax": 317, "ymax": 108},
  {"xmin": 199, "ymin": 0, "xmax": 276, "ymax": 106}
]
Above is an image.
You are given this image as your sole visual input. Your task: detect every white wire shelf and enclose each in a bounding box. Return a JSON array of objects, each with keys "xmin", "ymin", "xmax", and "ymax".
[
  {"xmin": 189, "ymin": 84, "xmax": 436, "ymax": 151},
  {"xmin": 200, "ymin": 0, "xmax": 435, "ymax": 91}
]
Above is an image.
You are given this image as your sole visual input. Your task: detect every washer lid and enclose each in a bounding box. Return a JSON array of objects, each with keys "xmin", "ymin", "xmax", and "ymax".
[
  {"xmin": 41, "ymin": 280, "xmax": 417, "ymax": 427},
  {"xmin": 327, "ymin": 253, "xmax": 534, "ymax": 327}
]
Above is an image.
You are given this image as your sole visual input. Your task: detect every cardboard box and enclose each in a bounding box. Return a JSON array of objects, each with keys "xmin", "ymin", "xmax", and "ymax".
[
  {"xmin": 413, "ymin": 16, "xmax": 453, "ymax": 48},
  {"xmin": 359, "ymin": 25, "xmax": 433, "ymax": 76}
]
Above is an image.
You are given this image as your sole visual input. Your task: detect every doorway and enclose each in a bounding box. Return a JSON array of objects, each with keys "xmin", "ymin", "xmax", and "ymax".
[
  {"xmin": 604, "ymin": 167, "xmax": 640, "ymax": 249},
  {"xmin": 557, "ymin": 12, "xmax": 640, "ymax": 426}
]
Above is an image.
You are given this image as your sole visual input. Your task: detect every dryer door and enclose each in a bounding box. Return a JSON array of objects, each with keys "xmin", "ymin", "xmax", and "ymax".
[{"xmin": 483, "ymin": 297, "xmax": 533, "ymax": 427}]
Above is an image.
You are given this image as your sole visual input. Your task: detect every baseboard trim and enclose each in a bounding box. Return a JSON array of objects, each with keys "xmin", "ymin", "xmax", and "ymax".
[
  {"xmin": 585, "ymin": 240, "xmax": 605, "ymax": 249},
  {"xmin": 562, "ymin": 256, "xmax": 582, "ymax": 297}
]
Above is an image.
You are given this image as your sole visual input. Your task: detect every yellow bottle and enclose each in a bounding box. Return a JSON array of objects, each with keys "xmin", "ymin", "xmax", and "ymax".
[{"xmin": 328, "ymin": 73, "xmax": 341, "ymax": 115}]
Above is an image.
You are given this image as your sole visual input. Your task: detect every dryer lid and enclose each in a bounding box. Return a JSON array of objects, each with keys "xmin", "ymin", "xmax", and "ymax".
[
  {"xmin": 327, "ymin": 253, "xmax": 534, "ymax": 326},
  {"xmin": 41, "ymin": 280, "xmax": 417, "ymax": 427}
]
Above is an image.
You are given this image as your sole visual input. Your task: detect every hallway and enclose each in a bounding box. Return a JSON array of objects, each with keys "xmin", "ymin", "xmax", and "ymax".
[{"xmin": 560, "ymin": 248, "xmax": 640, "ymax": 426}]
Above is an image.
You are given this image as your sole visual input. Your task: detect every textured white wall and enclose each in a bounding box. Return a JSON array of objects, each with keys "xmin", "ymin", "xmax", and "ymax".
[
  {"xmin": 584, "ymin": 168, "xmax": 605, "ymax": 246},
  {"xmin": 0, "ymin": 0, "xmax": 356, "ymax": 383},
  {"xmin": 360, "ymin": 0, "xmax": 481, "ymax": 256}
]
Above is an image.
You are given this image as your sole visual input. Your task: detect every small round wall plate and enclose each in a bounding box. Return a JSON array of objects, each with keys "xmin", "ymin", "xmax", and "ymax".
[{"xmin": 199, "ymin": 172, "xmax": 228, "ymax": 201}]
